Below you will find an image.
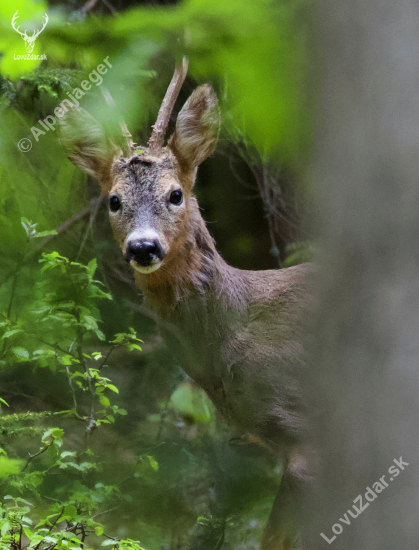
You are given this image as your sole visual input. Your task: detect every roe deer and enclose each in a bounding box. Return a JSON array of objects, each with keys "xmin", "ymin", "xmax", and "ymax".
[{"xmin": 60, "ymin": 59, "xmax": 313, "ymax": 550}]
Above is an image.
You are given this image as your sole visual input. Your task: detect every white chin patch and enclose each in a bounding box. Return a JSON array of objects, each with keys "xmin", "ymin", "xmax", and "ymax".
[{"xmin": 130, "ymin": 260, "xmax": 163, "ymax": 274}]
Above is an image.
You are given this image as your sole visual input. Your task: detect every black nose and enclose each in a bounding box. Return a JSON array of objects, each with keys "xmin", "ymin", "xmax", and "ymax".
[{"xmin": 126, "ymin": 240, "xmax": 164, "ymax": 266}]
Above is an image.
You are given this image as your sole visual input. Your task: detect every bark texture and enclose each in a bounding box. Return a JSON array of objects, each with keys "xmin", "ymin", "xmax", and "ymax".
[{"xmin": 306, "ymin": 1, "xmax": 419, "ymax": 548}]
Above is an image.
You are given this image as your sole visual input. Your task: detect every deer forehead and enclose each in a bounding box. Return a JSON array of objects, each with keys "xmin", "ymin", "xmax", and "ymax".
[{"xmin": 110, "ymin": 151, "xmax": 181, "ymax": 197}]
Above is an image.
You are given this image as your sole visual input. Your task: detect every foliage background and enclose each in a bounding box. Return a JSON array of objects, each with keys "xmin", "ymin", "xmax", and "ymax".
[{"xmin": 0, "ymin": 0, "xmax": 312, "ymax": 548}]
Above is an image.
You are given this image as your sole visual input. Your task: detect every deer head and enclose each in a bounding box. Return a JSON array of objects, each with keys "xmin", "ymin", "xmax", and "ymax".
[
  {"xmin": 12, "ymin": 11, "xmax": 48, "ymax": 54},
  {"xmin": 61, "ymin": 60, "xmax": 220, "ymax": 280}
]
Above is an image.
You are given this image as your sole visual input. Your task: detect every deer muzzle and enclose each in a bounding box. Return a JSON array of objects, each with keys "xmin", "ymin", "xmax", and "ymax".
[{"xmin": 125, "ymin": 237, "xmax": 165, "ymax": 274}]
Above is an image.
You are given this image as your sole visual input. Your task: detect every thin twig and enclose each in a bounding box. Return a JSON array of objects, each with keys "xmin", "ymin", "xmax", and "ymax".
[
  {"xmin": 228, "ymin": 154, "xmax": 258, "ymax": 192},
  {"xmin": 21, "ymin": 445, "xmax": 49, "ymax": 472},
  {"xmin": 34, "ymin": 198, "xmax": 102, "ymax": 254},
  {"xmin": 2, "ymin": 248, "xmax": 27, "ymax": 359},
  {"xmin": 0, "ymin": 201, "xmax": 100, "ymax": 293},
  {"xmin": 98, "ymin": 344, "xmax": 119, "ymax": 370},
  {"xmin": 91, "ymin": 506, "xmax": 120, "ymax": 519},
  {"xmin": 6, "ymin": 267, "xmax": 20, "ymax": 320},
  {"xmin": 101, "ymin": 0, "xmax": 116, "ymax": 13},
  {"xmin": 75, "ymin": 196, "xmax": 104, "ymax": 261},
  {"xmin": 103, "ymin": 533, "xmax": 120, "ymax": 543},
  {"xmin": 39, "ymin": 494, "xmax": 63, "ymax": 503},
  {"xmin": 0, "ymin": 314, "xmax": 72, "ymax": 358},
  {"xmin": 80, "ymin": 0, "xmax": 99, "ymax": 13},
  {"xmin": 48, "ymin": 507, "xmax": 65, "ymax": 533},
  {"xmin": 66, "ymin": 341, "xmax": 81, "ymax": 417},
  {"xmin": 80, "ymin": 0, "xmax": 115, "ymax": 14},
  {"xmin": 74, "ymin": 319, "xmax": 95, "ymax": 439}
]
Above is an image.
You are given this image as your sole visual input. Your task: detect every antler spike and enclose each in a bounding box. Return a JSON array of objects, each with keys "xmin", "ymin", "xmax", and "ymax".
[
  {"xmin": 148, "ymin": 57, "xmax": 189, "ymax": 153},
  {"xmin": 101, "ymin": 88, "xmax": 135, "ymax": 156}
]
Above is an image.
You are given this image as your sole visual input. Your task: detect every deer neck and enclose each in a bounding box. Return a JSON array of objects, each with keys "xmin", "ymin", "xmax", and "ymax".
[{"xmin": 133, "ymin": 201, "xmax": 226, "ymax": 318}]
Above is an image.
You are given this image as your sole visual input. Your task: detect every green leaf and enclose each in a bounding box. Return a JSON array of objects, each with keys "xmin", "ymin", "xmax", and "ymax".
[
  {"xmin": 23, "ymin": 526, "xmax": 33, "ymax": 539},
  {"xmin": 99, "ymin": 395, "xmax": 110, "ymax": 408},
  {"xmin": 12, "ymin": 347, "xmax": 30, "ymax": 359},
  {"xmin": 33, "ymin": 230, "xmax": 58, "ymax": 238},
  {"xmin": 87, "ymin": 258, "xmax": 98, "ymax": 278},
  {"xmin": 170, "ymin": 383, "xmax": 212, "ymax": 423},
  {"xmin": 127, "ymin": 344, "xmax": 142, "ymax": 352},
  {"xmin": 60, "ymin": 451, "xmax": 77, "ymax": 459},
  {"xmin": 0, "ymin": 456, "xmax": 22, "ymax": 479},
  {"xmin": 1, "ymin": 520, "xmax": 11, "ymax": 537},
  {"xmin": 21, "ymin": 217, "xmax": 36, "ymax": 237},
  {"xmin": 147, "ymin": 456, "xmax": 159, "ymax": 471},
  {"xmin": 1, "ymin": 329, "xmax": 23, "ymax": 339},
  {"xmin": 42, "ymin": 427, "xmax": 64, "ymax": 444}
]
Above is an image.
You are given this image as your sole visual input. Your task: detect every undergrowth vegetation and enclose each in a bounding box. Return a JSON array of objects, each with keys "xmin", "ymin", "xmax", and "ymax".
[{"xmin": 1, "ymin": 219, "xmax": 148, "ymax": 550}]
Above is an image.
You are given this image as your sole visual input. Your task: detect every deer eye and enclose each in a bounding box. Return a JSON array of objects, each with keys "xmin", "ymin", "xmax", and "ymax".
[
  {"xmin": 169, "ymin": 189, "xmax": 183, "ymax": 205},
  {"xmin": 109, "ymin": 195, "xmax": 121, "ymax": 212}
]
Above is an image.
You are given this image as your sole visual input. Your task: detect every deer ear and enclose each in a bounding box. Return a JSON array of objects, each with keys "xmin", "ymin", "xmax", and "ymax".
[
  {"xmin": 168, "ymin": 84, "xmax": 220, "ymax": 172},
  {"xmin": 59, "ymin": 107, "xmax": 121, "ymax": 192}
]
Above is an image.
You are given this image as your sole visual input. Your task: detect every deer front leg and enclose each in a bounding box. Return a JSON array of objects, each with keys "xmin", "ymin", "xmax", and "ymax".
[{"xmin": 260, "ymin": 470, "xmax": 302, "ymax": 550}]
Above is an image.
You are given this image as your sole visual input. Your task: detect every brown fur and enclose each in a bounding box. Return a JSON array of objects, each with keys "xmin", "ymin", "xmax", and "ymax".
[{"xmin": 60, "ymin": 84, "xmax": 312, "ymax": 550}]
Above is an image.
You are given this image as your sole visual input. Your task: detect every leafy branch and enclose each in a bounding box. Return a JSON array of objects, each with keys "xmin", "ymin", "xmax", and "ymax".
[{"xmin": 0, "ymin": 243, "xmax": 149, "ymax": 550}]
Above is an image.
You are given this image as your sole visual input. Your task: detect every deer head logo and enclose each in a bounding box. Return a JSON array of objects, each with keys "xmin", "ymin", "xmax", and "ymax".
[{"xmin": 11, "ymin": 11, "xmax": 49, "ymax": 54}]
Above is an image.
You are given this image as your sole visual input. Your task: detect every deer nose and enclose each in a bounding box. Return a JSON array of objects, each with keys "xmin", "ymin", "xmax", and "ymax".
[{"xmin": 126, "ymin": 240, "xmax": 164, "ymax": 266}]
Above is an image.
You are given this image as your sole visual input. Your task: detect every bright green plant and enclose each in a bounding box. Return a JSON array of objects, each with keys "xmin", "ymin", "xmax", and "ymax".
[{"xmin": 0, "ymin": 220, "xmax": 152, "ymax": 550}]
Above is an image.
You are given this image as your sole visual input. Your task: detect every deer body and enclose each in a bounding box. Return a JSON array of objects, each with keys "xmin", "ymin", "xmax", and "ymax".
[
  {"xmin": 61, "ymin": 66, "xmax": 311, "ymax": 550},
  {"xmin": 135, "ymin": 237, "xmax": 310, "ymax": 456}
]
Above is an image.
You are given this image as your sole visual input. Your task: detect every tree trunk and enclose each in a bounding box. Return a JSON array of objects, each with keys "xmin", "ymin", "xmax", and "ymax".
[{"xmin": 306, "ymin": 1, "xmax": 419, "ymax": 548}]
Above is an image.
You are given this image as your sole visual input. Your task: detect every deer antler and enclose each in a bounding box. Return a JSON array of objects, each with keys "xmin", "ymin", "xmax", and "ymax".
[
  {"xmin": 101, "ymin": 88, "xmax": 135, "ymax": 157},
  {"xmin": 32, "ymin": 14, "xmax": 49, "ymax": 39},
  {"xmin": 148, "ymin": 57, "xmax": 189, "ymax": 153},
  {"xmin": 11, "ymin": 12, "xmax": 27, "ymax": 38}
]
